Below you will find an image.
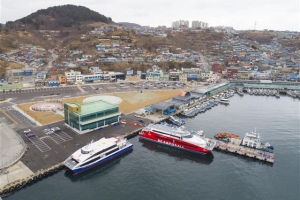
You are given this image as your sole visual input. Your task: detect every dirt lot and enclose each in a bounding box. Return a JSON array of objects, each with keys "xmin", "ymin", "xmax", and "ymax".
[
  {"xmin": 18, "ymin": 103, "xmax": 64, "ymax": 125},
  {"xmin": 125, "ymin": 76, "xmax": 141, "ymax": 81},
  {"xmin": 18, "ymin": 90, "xmax": 182, "ymax": 125}
]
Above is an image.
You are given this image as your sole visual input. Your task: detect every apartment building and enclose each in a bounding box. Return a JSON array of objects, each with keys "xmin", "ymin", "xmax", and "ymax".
[
  {"xmin": 172, "ymin": 20, "xmax": 189, "ymax": 29},
  {"xmin": 191, "ymin": 21, "xmax": 208, "ymax": 29},
  {"xmin": 65, "ymin": 70, "xmax": 82, "ymax": 84}
]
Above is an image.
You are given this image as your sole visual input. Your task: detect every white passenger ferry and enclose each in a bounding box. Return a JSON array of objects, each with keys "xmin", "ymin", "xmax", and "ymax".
[{"xmin": 64, "ymin": 137, "xmax": 133, "ymax": 175}]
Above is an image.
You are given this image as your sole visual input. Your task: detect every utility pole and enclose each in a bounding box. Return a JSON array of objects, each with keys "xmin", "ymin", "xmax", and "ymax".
[{"xmin": 254, "ymin": 21, "xmax": 257, "ymax": 31}]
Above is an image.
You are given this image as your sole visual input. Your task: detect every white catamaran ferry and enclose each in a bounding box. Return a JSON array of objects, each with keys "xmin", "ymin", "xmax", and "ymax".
[{"xmin": 64, "ymin": 137, "xmax": 133, "ymax": 175}]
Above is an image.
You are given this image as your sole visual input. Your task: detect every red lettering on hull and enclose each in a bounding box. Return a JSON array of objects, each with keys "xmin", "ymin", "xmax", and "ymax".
[{"xmin": 139, "ymin": 131, "xmax": 211, "ymax": 154}]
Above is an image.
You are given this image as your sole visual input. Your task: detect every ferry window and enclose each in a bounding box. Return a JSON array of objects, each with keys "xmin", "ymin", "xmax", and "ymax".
[
  {"xmin": 80, "ymin": 157, "xmax": 99, "ymax": 166},
  {"xmin": 93, "ymin": 145, "xmax": 117, "ymax": 157},
  {"xmin": 106, "ymin": 148, "xmax": 119, "ymax": 156}
]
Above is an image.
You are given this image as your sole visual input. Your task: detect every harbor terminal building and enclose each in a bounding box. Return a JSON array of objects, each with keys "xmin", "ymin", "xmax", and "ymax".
[{"xmin": 64, "ymin": 100, "xmax": 121, "ymax": 134}]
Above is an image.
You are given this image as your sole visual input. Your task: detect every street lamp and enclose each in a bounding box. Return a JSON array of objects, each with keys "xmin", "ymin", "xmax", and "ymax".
[{"xmin": 5, "ymin": 170, "xmax": 9, "ymax": 184}]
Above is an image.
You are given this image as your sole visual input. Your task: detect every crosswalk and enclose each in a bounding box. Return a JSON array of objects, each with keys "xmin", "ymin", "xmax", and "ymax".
[{"xmin": 76, "ymin": 85, "xmax": 85, "ymax": 93}]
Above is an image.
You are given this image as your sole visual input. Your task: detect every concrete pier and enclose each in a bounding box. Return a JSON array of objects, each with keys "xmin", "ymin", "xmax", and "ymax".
[{"xmin": 210, "ymin": 138, "xmax": 275, "ymax": 163}]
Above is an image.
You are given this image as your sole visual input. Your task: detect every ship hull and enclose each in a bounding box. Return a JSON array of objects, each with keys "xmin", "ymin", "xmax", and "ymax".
[
  {"xmin": 139, "ymin": 132, "xmax": 211, "ymax": 155},
  {"xmin": 68, "ymin": 144, "xmax": 133, "ymax": 175}
]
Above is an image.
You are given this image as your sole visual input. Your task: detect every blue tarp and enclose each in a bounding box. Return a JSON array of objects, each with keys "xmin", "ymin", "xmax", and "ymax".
[{"xmin": 145, "ymin": 106, "xmax": 153, "ymax": 112}]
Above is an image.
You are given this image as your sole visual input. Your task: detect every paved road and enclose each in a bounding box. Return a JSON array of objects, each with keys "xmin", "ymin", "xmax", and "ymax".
[
  {"xmin": 200, "ymin": 53, "xmax": 210, "ymax": 71},
  {"xmin": 0, "ymin": 81, "xmax": 189, "ymax": 104}
]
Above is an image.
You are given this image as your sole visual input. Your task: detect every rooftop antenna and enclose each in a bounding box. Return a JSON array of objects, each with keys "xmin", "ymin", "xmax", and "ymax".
[{"xmin": 254, "ymin": 21, "xmax": 257, "ymax": 31}]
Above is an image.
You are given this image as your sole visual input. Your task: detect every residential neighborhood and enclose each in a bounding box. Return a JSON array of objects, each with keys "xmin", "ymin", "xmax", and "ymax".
[{"xmin": 0, "ymin": 24, "xmax": 299, "ymax": 89}]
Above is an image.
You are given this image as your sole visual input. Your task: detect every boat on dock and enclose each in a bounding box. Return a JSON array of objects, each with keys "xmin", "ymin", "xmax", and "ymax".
[
  {"xmin": 217, "ymin": 98, "xmax": 229, "ymax": 105},
  {"xmin": 236, "ymin": 88, "xmax": 244, "ymax": 96},
  {"xmin": 247, "ymin": 88, "xmax": 253, "ymax": 95},
  {"xmin": 169, "ymin": 115, "xmax": 185, "ymax": 126},
  {"xmin": 214, "ymin": 132, "xmax": 239, "ymax": 142},
  {"xmin": 64, "ymin": 137, "xmax": 133, "ymax": 175},
  {"xmin": 181, "ymin": 107, "xmax": 197, "ymax": 117},
  {"xmin": 139, "ymin": 124, "xmax": 216, "ymax": 155}
]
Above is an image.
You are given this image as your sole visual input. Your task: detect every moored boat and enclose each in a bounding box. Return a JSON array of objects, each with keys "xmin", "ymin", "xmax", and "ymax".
[
  {"xmin": 169, "ymin": 115, "xmax": 185, "ymax": 126},
  {"xmin": 241, "ymin": 129, "xmax": 274, "ymax": 152},
  {"xmin": 139, "ymin": 124, "xmax": 216, "ymax": 155},
  {"xmin": 214, "ymin": 132, "xmax": 239, "ymax": 142},
  {"xmin": 64, "ymin": 137, "xmax": 133, "ymax": 175},
  {"xmin": 217, "ymin": 98, "xmax": 229, "ymax": 105},
  {"xmin": 236, "ymin": 88, "xmax": 244, "ymax": 96},
  {"xmin": 181, "ymin": 107, "xmax": 197, "ymax": 117}
]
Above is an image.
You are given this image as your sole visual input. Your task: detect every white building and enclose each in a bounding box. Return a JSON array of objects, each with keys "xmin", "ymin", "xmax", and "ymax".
[
  {"xmin": 65, "ymin": 70, "xmax": 82, "ymax": 84},
  {"xmin": 172, "ymin": 20, "xmax": 189, "ymax": 28},
  {"xmin": 191, "ymin": 21, "xmax": 209, "ymax": 29},
  {"xmin": 191, "ymin": 21, "xmax": 202, "ymax": 29}
]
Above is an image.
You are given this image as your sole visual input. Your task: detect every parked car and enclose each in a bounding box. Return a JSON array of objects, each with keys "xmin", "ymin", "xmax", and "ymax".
[
  {"xmin": 45, "ymin": 130, "xmax": 54, "ymax": 135},
  {"xmin": 51, "ymin": 127, "xmax": 61, "ymax": 132},
  {"xmin": 26, "ymin": 132, "xmax": 35, "ymax": 138},
  {"xmin": 24, "ymin": 129, "xmax": 32, "ymax": 134},
  {"xmin": 43, "ymin": 128, "xmax": 51, "ymax": 133}
]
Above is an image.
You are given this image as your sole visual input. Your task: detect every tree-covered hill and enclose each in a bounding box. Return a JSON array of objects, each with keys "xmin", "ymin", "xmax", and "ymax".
[{"xmin": 13, "ymin": 4, "xmax": 112, "ymax": 29}]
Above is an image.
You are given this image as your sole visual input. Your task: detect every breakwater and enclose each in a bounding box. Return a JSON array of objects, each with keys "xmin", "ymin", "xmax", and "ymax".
[{"xmin": 0, "ymin": 163, "xmax": 64, "ymax": 197}]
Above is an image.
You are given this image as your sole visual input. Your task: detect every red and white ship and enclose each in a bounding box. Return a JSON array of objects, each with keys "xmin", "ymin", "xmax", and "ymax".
[{"xmin": 139, "ymin": 124, "xmax": 216, "ymax": 155}]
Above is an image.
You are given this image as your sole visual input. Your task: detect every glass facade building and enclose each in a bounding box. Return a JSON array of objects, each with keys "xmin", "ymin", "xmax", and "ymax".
[{"xmin": 64, "ymin": 100, "xmax": 121, "ymax": 134}]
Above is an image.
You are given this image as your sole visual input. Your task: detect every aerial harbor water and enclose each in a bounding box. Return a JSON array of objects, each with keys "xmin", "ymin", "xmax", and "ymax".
[{"xmin": 5, "ymin": 94, "xmax": 300, "ymax": 200}]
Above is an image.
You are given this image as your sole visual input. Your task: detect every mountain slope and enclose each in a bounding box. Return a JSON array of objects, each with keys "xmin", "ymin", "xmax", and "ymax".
[{"xmin": 118, "ymin": 22, "xmax": 141, "ymax": 27}]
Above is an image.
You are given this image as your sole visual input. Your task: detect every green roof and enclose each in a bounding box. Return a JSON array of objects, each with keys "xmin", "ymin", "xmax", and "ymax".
[{"xmin": 65, "ymin": 100, "xmax": 118, "ymax": 115}]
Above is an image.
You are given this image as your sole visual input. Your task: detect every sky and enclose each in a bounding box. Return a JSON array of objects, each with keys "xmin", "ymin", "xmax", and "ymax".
[{"xmin": 0, "ymin": 0, "xmax": 299, "ymax": 31}]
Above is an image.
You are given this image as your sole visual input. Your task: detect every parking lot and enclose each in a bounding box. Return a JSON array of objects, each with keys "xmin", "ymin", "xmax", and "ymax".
[
  {"xmin": 21, "ymin": 127, "xmax": 72, "ymax": 153},
  {"xmin": 2, "ymin": 86, "xmax": 78, "ymax": 94},
  {"xmin": 16, "ymin": 113, "xmax": 152, "ymax": 172},
  {"xmin": 46, "ymin": 131, "xmax": 73, "ymax": 144},
  {"xmin": 0, "ymin": 81, "xmax": 190, "ymax": 105},
  {"xmin": 27, "ymin": 136, "xmax": 51, "ymax": 152},
  {"xmin": 91, "ymin": 81, "xmax": 188, "ymax": 92}
]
